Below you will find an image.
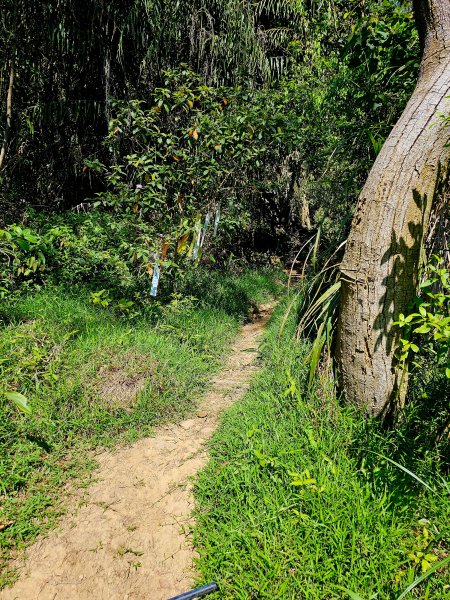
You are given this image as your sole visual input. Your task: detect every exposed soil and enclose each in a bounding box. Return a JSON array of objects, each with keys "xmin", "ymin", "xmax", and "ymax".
[{"xmin": 1, "ymin": 304, "xmax": 273, "ymax": 600}]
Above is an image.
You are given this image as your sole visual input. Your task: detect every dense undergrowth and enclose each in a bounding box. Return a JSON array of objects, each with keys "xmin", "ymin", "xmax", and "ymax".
[
  {"xmin": 0, "ymin": 269, "xmax": 282, "ymax": 588},
  {"xmin": 194, "ymin": 296, "xmax": 450, "ymax": 599}
]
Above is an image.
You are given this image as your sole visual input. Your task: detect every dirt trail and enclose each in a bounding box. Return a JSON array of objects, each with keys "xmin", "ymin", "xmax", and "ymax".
[{"xmin": 2, "ymin": 304, "xmax": 273, "ymax": 600}]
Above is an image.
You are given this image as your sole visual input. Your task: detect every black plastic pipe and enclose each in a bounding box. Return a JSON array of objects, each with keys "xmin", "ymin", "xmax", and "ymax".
[{"xmin": 167, "ymin": 582, "xmax": 219, "ymax": 600}]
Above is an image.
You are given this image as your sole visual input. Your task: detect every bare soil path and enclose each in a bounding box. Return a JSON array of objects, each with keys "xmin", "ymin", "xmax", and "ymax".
[{"xmin": 1, "ymin": 304, "xmax": 273, "ymax": 600}]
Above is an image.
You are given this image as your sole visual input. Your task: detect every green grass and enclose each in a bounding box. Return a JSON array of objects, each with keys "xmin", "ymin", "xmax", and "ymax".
[
  {"xmin": 0, "ymin": 268, "xmax": 282, "ymax": 587},
  {"xmin": 193, "ymin": 297, "xmax": 450, "ymax": 599}
]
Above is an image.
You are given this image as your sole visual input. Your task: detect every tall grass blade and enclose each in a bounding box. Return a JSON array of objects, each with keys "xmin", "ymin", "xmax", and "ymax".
[
  {"xmin": 311, "ymin": 226, "xmax": 321, "ymax": 272},
  {"xmin": 297, "ymin": 280, "xmax": 341, "ymax": 337},
  {"xmin": 366, "ymin": 451, "xmax": 435, "ymax": 493},
  {"xmin": 306, "ymin": 321, "xmax": 326, "ymax": 388},
  {"xmin": 396, "ymin": 556, "xmax": 450, "ymax": 600},
  {"xmin": 277, "ymin": 290, "xmax": 302, "ymax": 361},
  {"xmin": 287, "ymin": 234, "xmax": 314, "ymax": 295},
  {"xmin": 333, "ymin": 585, "xmax": 368, "ymax": 600}
]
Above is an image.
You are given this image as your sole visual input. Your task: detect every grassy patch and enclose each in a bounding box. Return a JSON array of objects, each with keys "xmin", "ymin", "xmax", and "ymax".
[
  {"xmin": 0, "ymin": 268, "xmax": 282, "ymax": 587},
  {"xmin": 194, "ymin": 296, "xmax": 450, "ymax": 599}
]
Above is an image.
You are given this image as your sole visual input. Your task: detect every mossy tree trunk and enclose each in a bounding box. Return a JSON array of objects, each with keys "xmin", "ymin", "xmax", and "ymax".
[{"xmin": 336, "ymin": 0, "xmax": 450, "ymax": 417}]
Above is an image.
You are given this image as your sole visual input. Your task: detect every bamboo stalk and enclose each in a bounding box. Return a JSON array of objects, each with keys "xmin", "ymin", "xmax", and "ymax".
[{"xmin": 0, "ymin": 53, "xmax": 15, "ymax": 171}]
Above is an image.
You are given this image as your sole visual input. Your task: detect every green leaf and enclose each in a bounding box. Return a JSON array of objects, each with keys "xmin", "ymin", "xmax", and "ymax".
[
  {"xmin": 419, "ymin": 278, "xmax": 433, "ymax": 289},
  {"xmin": 413, "ymin": 324, "xmax": 430, "ymax": 334},
  {"xmin": 4, "ymin": 391, "xmax": 32, "ymax": 415}
]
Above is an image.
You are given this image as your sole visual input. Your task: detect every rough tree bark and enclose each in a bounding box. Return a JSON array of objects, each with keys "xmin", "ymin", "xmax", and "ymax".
[{"xmin": 336, "ymin": 0, "xmax": 450, "ymax": 417}]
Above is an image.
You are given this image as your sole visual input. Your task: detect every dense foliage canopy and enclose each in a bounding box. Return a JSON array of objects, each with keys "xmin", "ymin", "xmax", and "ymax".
[
  {"xmin": 1, "ymin": 0, "xmax": 417, "ymax": 223},
  {"xmin": 1, "ymin": 0, "xmax": 421, "ymax": 296}
]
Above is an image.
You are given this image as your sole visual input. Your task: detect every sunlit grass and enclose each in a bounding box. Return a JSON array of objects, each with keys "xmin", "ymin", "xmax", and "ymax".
[
  {"xmin": 194, "ymin": 297, "xmax": 450, "ymax": 599},
  {"xmin": 0, "ymin": 268, "xmax": 282, "ymax": 587}
]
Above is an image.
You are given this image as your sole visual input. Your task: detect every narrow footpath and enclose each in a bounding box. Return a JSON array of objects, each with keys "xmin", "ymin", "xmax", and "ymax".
[{"xmin": 1, "ymin": 304, "xmax": 274, "ymax": 600}]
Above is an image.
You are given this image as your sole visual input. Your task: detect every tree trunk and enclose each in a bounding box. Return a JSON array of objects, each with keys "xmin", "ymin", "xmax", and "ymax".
[{"xmin": 336, "ymin": 0, "xmax": 450, "ymax": 417}]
